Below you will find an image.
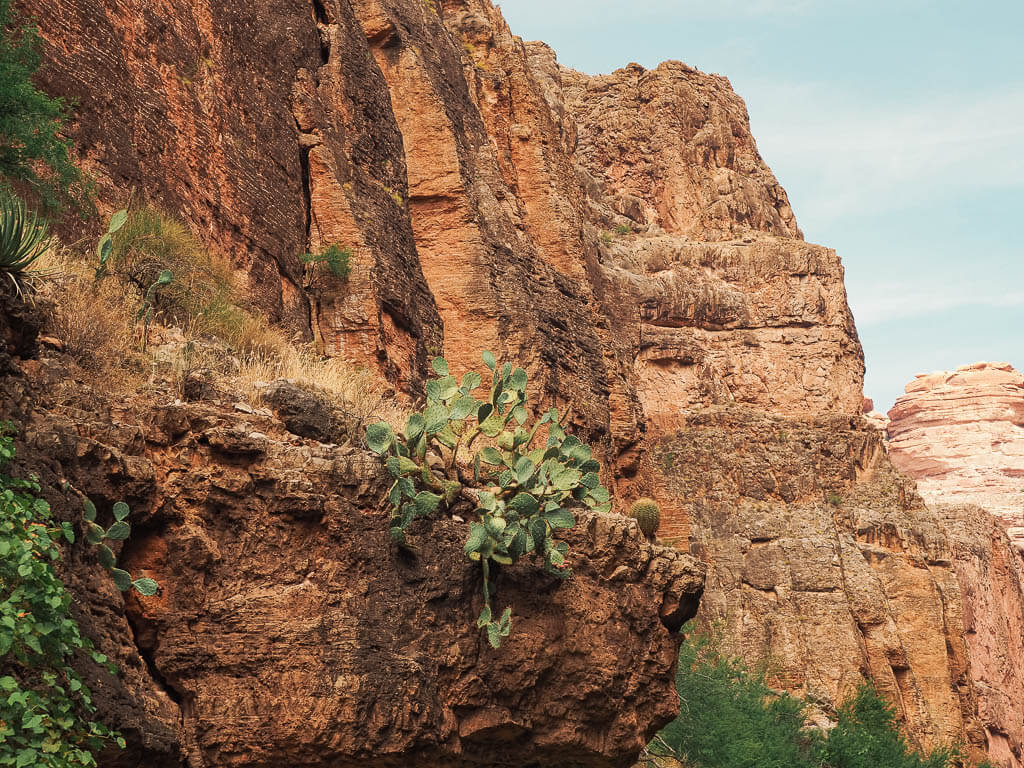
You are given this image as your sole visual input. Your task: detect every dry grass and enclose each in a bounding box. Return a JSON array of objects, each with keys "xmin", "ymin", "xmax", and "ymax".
[
  {"xmin": 28, "ymin": 206, "xmax": 404, "ymax": 439},
  {"xmin": 233, "ymin": 330, "xmax": 405, "ymax": 432},
  {"xmin": 30, "ymin": 245, "xmax": 146, "ymax": 388}
]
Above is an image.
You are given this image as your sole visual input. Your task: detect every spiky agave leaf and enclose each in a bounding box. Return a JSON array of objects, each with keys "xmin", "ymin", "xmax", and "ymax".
[{"xmin": 0, "ymin": 192, "xmax": 51, "ymax": 290}]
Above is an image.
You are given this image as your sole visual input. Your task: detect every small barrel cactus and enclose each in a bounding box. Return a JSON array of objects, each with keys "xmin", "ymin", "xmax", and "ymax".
[{"xmin": 629, "ymin": 497, "xmax": 661, "ymax": 538}]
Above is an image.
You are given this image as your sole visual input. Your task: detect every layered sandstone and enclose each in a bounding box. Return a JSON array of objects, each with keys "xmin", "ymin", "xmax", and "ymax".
[{"xmin": 888, "ymin": 362, "xmax": 1024, "ymax": 542}]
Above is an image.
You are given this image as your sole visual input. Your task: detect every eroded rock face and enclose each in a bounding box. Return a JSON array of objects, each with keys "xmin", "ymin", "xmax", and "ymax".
[
  {"xmin": 654, "ymin": 407, "xmax": 985, "ymax": 755},
  {"xmin": 888, "ymin": 362, "xmax": 1024, "ymax": 544},
  {"xmin": 6, "ymin": 349, "xmax": 703, "ymax": 768},
  {"xmin": 939, "ymin": 505, "xmax": 1024, "ymax": 768}
]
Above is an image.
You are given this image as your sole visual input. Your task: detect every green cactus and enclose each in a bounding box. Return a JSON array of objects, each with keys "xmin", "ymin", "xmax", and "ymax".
[
  {"xmin": 81, "ymin": 497, "xmax": 159, "ymax": 596},
  {"xmin": 629, "ymin": 497, "xmax": 661, "ymax": 538},
  {"xmin": 365, "ymin": 350, "xmax": 612, "ymax": 648}
]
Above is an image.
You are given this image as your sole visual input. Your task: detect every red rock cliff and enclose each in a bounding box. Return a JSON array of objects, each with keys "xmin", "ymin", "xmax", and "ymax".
[{"xmin": 10, "ymin": 0, "xmax": 1023, "ymax": 764}]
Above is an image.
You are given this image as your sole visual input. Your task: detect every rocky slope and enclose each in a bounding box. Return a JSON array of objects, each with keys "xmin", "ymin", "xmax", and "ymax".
[
  {"xmin": 9, "ymin": 0, "xmax": 1023, "ymax": 764},
  {"xmin": 1, "ymin": 301, "xmax": 704, "ymax": 768},
  {"xmin": 888, "ymin": 362, "xmax": 1024, "ymax": 544}
]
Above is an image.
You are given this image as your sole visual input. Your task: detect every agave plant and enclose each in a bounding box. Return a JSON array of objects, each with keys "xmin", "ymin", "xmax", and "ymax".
[{"xmin": 0, "ymin": 192, "xmax": 51, "ymax": 290}]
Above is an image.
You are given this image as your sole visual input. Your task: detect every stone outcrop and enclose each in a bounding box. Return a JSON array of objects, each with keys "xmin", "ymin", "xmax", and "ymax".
[
  {"xmin": 939, "ymin": 505, "xmax": 1024, "ymax": 768},
  {"xmin": 888, "ymin": 362, "xmax": 1024, "ymax": 545},
  {"xmin": 654, "ymin": 407, "xmax": 985, "ymax": 754},
  {"xmin": 10, "ymin": 0, "xmax": 1023, "ymax": 763},
  {"xmin": 2, "ymin": 333, "xmax": 704, "ymax": 768}
]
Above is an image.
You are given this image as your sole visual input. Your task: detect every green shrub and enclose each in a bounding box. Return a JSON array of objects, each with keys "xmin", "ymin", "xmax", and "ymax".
[
  {"xmin": 301, "ymin": 243, "xmax": 351, "ymax": 282},
  {"xmin": 97, "ymin": 206, "xmax": 241, "ymax": 341},
  {"xmin": 648, "ymin": 628, "xmax": 815, "ymax": 768},
  {"xmin": 365, "ymin": 351, "xmax": 611, "ymax": 648},
  {"xmin": 0, "ymin": 190, "xmax": 49, "ymax": 289},
  {"xmin": 0, "ymin": 430, "xmax": 117, "ymax": 766},
  {"xmin": 0, "ymin": 0, "xmax": 86, "ymax": 211},
  {"xmin": 820, "ymin": 683, "xmax": 962, "ymax": 768},
  {"xmin": 646, "ymin": 626, "xmax": 981, "ymax": 768},
  {"xmin": 615, "ymin": 223, "xmax": 632, "ymax": 236}
]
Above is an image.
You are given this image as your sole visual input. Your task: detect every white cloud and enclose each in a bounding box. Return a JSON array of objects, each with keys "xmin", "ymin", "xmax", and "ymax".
[
  {"xmin": 747, "ymin": 84, "xmax": 1024, "ymax": 227},
  {"xmin": 848, "ymin": 279, "xmax": 1024, "ymax": 327}
]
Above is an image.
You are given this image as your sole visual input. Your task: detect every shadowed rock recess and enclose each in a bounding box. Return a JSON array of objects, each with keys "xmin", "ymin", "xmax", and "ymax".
[{"xmin": 8, "ymin": 0, "xmax": 1023, "ymax": 765}]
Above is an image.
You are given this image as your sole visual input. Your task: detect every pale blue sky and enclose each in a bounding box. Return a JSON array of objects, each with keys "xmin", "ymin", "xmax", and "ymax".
[{"xmin": 498, "ymin": 0, "xmax": 1024, "ymax": 412}]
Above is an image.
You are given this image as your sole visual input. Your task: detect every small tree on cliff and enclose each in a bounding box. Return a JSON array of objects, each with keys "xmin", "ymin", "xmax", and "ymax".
[{"xmin": 0, "ymin": 0, "xmax": 86, "ymax": 211}]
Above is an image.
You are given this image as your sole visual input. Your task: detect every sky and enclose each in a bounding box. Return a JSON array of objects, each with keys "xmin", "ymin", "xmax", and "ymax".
[{"xmin": 498, "ymin": 0, "xmax": 1024, "ymax": 412}]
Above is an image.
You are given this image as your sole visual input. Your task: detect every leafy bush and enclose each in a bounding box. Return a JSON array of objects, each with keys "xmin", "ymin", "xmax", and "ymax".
[
  {"xmin": 0, "ymin": 191, "xmax": 50, "ymax": 289},
  {"xmin": 648, "ymin": 629, "xmax": 814, "ymax": 768},
  {"xmin": 820, "ymin": 683, "xmax": 962, "ymax": 768},
  {"xmin": 645, "ymin": 626, "xmax": 982, "ymax": 768},
  {"xmin": 0, "ymin": 430, "xmax": 121, "ymax": 767},
  {"xmin": 301, "ymin": 243, "xmax": 351, "ymax": 282},
  {"xmin": 0, "ymin": 0, "xmax": 85, "ymax": 211},
  {"xmin": 96, "ymin": 206, "xmax": 240, "ymax": 341},
  {"xmin": 365, "ymin": 351, "xmax": 611, "ymax": 647}
]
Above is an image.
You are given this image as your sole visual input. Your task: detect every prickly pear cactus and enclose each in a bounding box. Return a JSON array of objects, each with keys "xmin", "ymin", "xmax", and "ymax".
[
  {"xmin": 629, "ymin": 497, "xmax": 661, "ymax": 538},
  {"xmin": 365, "ymin": 351, "xmax": 612, "ymax": 649}
]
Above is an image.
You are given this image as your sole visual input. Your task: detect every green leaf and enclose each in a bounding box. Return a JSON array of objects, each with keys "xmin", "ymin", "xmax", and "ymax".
[
  {"xmin": 0, "ymin": 676, "xmax": 17, "ymax": 691},
  {"xmin": 529, "ymin": 518, "xmax": 549, "ymax": 553},
  {"xmin": 433, "ymin": 423, "xmax": 457, "ymax": 449},
  {"xmin": 97, "ymin": 544, "xmax": 115, "ymax": 569},
  {"xmin": 477, "ymin": 605, "xmax": 492, "ymax": 628},
  {"xmin": 465, "ymin": 522, "xmax": 488, "ymax": 555},
  {"xmin": 479, "ymin": 447, "xmax": 503, "ymax": 465},
  {"xmin": 83, "ymin": 498, "xmax": 97, "ymax": 522},
  {"xmin": 110, "ymin": 568, "xmax": 132, "ymax": 591},
  {"xmin": 132, "ymin": 578, "xmax": 159, "ymax": 596},
  {"xmin": 450, "ymin": 395, "xmax": 478, "ymax": 421},
  {"xmin": 156, "ymin": 269, "xmax": 174, "ymax": 286},
  {"xmin": 86, "ymin": 521, "xmax": 105, "ymax": 545},
  {"xmin": 435, "ymin": 375, "xmax": 459, "ymax": 401},
  {"xmin": 461, "ymin": 371, "xmax": 482, "ymax": 391},
  {"xmin": 389, "ymin": 527, "xmax": 407, "ymax": 545},
  {"xmin": 413, "ymin": 491, "xmax": 442, "ymax": 517},
  {"xmin": 477, "ymin": 491, "xmax": 497, "ymax": 511},
  {"xmin": 106, "ymin": 520, "xmax": 131, "ymax": 540},
  {"xmin": 487, "ymin": 622, "xmax": 502, "ymax": 649},
  {"xmin": 60, "ymin": 521, "xmax": 75, "ymax": 543},
  {"xmin": 404, "ymin": 412, "xmax": 425, "ymax": 441},
  {"xmin": 365, "ymin": 422, "xmax": 394, "ymax": 455},
  {"xmin": 484, "ymin": 515, "xmax": 506, "ymax": 539},
  {"xmin": 512, "ymin": 406, "xmax": 528, "ymax": 426},
  {"xmin": 108, "ymin": 209, "xmax": 129, "ymax": 234},
  {"xmin": 581, "ymin": 472, "xmax": 599, "ymax": 490},
  {"xmin": 514, "ymin": 456, "xmax": 535, "ymax": 485},
  {"xmin": 508, "ymin": 492, "xmax": 539, "ymax": 517},
  {"xmin": 499, "ymin": 606, "xmax": 512, "ymax": 633},
  {"xmin": 97, "ymin": 233, "xmax": 112, "ymax": 262},
  {"xmin": 423, "ymin": 403, "xmax": 448, "ymax": 434},
  {"xmin": 509, "ymin": 367, "xmax": 528, "ymax": 391},
  {"xmin": 479, "ymin": 411, "xmax": 505, "ymax": 437},
  {"xmin": 589, "ymin": 486, "xmax": 610, "ymax": 503},
  {"xmin": 431, "ymin": 356, "xmax": 449, "ymax": 376},
  {"xmin": 550, "ymin": 465, "xmax": 582, "ymax": 491},
  {"xmin": 482, "ymin": 350, "xmax": 497, "ymax": 370},
  {"xmin": 112, "ymin": 501, "xmax": 130, "ymax": 521},
  {"xmin": 543, "ymin": 507, "xmax": 576, "ymax": 529}
]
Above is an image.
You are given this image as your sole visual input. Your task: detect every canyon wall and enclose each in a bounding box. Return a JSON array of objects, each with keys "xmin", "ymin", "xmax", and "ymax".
[
  {"xmin": 888, "ymin": 361, "xmax": 1024, "ymax": 547},
  {"xmin": 10, "ymin": 0, "xmax": 1023, "ymax": 764}
]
